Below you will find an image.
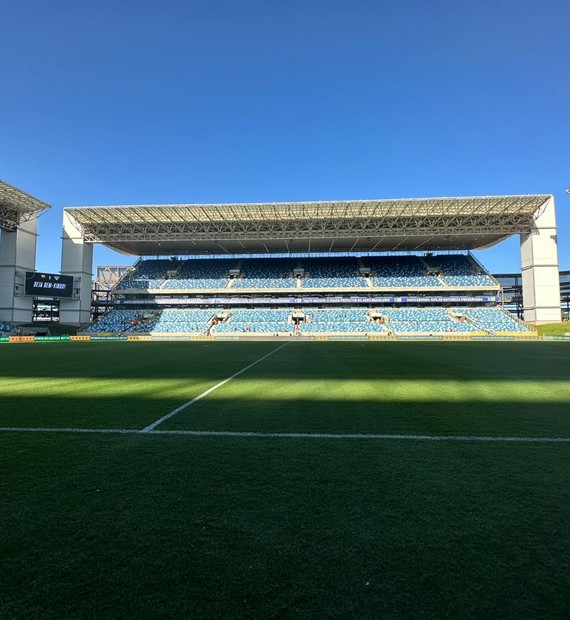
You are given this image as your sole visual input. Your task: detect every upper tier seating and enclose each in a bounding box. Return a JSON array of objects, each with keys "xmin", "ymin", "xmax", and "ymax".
[
  {"xmin": 232, "ymin": 258, "xmax": 298, "ymax": 289},
  {"xmin": 112, "ymin": 254, "xmax": 497, "ymax": 291},
  {"xmin": 367, "ymin": 256, "xmax": 441, "ymax": 288},
  {"xmin": 162, "ymin": 259, "xmax": 235, "ymax": 290},
  {"xmin": 115, "ymin": 260, "xmax": 175, "ymax": 290},
  {"xmin": 424, "ymin": 255, "xmax": 496, "ymax": 287},
  {"xmin": 303, "ymin": 258, "xmax": 366, "ymax": 288}
]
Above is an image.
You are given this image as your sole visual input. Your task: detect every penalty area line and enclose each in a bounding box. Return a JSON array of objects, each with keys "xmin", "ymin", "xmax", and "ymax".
[
  {"xmin": 0, "ymin": 426, "xmax": 569, "ymax": 443},
  {"xmin": 141, "ymin": 342, "xmax": 290, "ymax": 432}
]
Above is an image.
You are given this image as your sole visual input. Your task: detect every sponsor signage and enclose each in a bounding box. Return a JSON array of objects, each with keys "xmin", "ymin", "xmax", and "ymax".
[
  {"xmin": 396, "ymin": 335, "xmax": 445, "ymax": 340},
  {"xmin": 90, "ymin": 336, "xmax": 129, "ymax": 341},
  {"xmin": 115, "ymin": 294, "xmax": 500, "ymax": 306},
  {"xmin": 34, "ymin": 335, "xmax": 71, "ymax": 342},
  {"xmin": 329, "ymin": 335, "xmax": 369, "ymax": 340},
  {"xmin": 25, "ymin": 272, "xmax": 74, "ymax": 298},
  {"xmin": 471, "ymin": 336, "xmax": 515, "ymax": 341}
]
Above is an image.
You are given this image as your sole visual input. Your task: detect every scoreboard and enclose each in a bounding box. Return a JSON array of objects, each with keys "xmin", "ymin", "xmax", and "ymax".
[{"xmin": 25, "ymin": 272, "xmax": 74, "ymax": 298}]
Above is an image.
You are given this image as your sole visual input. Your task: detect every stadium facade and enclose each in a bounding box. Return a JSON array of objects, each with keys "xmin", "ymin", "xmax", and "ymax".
[{"xmin": 60, "ymin": 195, "xmax": 561, "ymax": 328}]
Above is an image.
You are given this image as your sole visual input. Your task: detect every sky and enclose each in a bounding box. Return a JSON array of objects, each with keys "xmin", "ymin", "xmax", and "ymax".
[{"xmin": 1, "ymin": 0, "xmax": 569, "ymax": 274}]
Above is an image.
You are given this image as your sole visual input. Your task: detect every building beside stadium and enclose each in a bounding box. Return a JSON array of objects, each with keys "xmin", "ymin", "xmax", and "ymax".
[{"xmin": 0, "ymin": 180, "xmax": 51, "ymax": 324}]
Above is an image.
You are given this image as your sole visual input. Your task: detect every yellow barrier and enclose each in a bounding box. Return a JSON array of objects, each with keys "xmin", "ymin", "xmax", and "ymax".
[
  {"xmin": 70, "ymin": 335, "xmax": 91, "ymax": 341},
  {"xmin": 8, "ymin": 336, "xmax": 35, "ymax": 343}
]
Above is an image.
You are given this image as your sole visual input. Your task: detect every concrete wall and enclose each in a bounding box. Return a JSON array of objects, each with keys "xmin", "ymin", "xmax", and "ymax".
[
  {"xmin": 520, "ymin": 196, "xmax": 562, "ymax": 323},
  {"xmin": 0, "ymin": 217, "xmax": 38, "ymax": 322},
  {"xmin": 59, "ymin": 210, "xmax": 93, "ymax": 325}
]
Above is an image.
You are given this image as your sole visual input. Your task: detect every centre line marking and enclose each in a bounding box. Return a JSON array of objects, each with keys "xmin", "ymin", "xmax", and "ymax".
[{"xmin": 141, "ymin": 343, "xmax": 290, "ymax": 432}]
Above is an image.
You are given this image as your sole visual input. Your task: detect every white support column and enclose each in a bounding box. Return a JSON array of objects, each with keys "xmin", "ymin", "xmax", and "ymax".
[
  {"xmin": 520, "ymin": 196, "xmax": 561, "ymax": 324},
  {"xmin": 0, "ymin": 217, "xmax": 38, "ymax": 323},
  {"xmin": 59, "ymin": 210, "xmax": 93, "ymax": 325}
]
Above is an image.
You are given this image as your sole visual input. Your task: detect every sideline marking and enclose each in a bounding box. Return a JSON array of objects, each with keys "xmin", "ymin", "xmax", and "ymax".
[
  {"xmin": 0, "ymin": 426, "xmax": 569, "ymax": 443},
  {"xmin": 141, "ymin": 343, "xmax": 290, "ymax": 432}
]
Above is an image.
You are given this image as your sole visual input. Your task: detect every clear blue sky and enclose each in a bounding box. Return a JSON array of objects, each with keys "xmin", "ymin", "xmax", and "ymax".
[{"xmin": 1, "ymin": 0, "xmax": 569, "ymax": 274}]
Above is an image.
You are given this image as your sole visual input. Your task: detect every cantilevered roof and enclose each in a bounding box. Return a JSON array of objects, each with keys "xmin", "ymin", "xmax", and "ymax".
[
  {"xmin": 0, "ymin": 180, "xmax": 51, "ymax": 231},
  {"xmin": 65, "ymin": 194, "xmax": 551, "ymax": 256}
]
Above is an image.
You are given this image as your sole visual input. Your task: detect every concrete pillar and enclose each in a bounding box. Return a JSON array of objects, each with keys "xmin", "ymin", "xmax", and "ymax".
[
  {"xmin": 59, "ymin": 210, "xmax": 93, "ymax": 325},
  {"xmin": 520, "ymin": 196, "xmax": 561, "ymax": 323},
  {"xmin": 0, "ymin": 217, "xmax": 38, "ymax": 323}
]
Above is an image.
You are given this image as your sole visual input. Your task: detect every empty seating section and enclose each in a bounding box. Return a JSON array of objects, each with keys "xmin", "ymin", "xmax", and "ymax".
[
  {"xmin": 301, "ymin": 308, "xmax": 383, "ymax": 333},
  {"xmin": 0, "ymin": 321, "xmax": 18, "ymax": 334},
  {"xmin": 233, "ymin": 259, "xmax": 297, "ymax": 289},
  {"xmin": 381, "ymin": 307, "xmax": 477, "ymax": 333},
  {"xmin": 112, "ymin": 255, "xmax": 497, "ymax": 291},
  {"xmin": 303, "ymin": 258, "xmax": 366, "ymax": 288},
  {"xmin": 116, "ymin": 260, "xmax": 174, "ymax": 290},
  {"xmin": 84, "ymin": 306, "xmax": 530, "ymax": 334},
  {"xmin": 83, "ymin": 310, "xmax": 158, "ymax": 333},
  {"xmin": 89, "ymin": 253, "xmax": 525, "ymax": 336},
  {"xmin": 162, "ymin": 259, "xmax": 234, "ymax": 290},
  {"xmin": 368, "ymin": 256, "xmax": 441, "ymax": 288},
  {"xmin": 84, "ymin": 309, "xmax": 220, "ymax": 333},
  {"xmin": 455, "ymin": 307, "xmax": 530, "ymax": 332},
  {"xmin": 153, "ymin": 309, "xmax": 220, "ymax": 332},
  {"xmin": 212, "ymin": 308, "xmax": 292, "ymax": 333},
  {"xmin": 425, "ymin": 255, "xmax": 495, "ymax": 286}
]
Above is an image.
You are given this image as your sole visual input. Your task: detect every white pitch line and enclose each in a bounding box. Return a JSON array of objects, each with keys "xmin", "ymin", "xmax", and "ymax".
[
  {"xmin": 0, "ymin": 426, "xmax": 569, "ymax": 443},
  {"xmin": 140, "ymin": 343, "xmax": 290, "ymax": 432}
]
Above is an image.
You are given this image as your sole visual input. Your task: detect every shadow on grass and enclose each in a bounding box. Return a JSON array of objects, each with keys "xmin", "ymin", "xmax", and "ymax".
[
  {"xmin": 0, "ymin": 394, "xmax": 569, "ymax": 437},
  {"xmin": 0, "ymin": 341, "xmax": 569, "ymax": 381}
]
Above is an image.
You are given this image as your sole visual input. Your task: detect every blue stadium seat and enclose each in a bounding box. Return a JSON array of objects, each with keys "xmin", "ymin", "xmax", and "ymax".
[
  {"xmin": 425, "ymin": 255, "xmax": 496, "ymax": 287},
  {"xmin": 368, "ymin": 256, "xmax": 441, "ymax": 288},
  {"xmin": 232, "ymin": 259, "xmax": 297, "ymax": 289},
  {"xmin": 302, "ymin": 258, "xmax": 367, "ymax": 288}
]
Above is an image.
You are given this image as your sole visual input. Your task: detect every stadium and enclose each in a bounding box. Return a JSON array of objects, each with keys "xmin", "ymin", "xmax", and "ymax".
[{"xmin": 1, "ymin": 180, "xmax": 569, "ymax": 618}]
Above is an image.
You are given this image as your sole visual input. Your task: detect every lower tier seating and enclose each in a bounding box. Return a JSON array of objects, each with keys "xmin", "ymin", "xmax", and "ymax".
[
  {"xmin": 83, "ymin": 306, "xmax": 532, "ymax": 335},
  {"xmin": 454, "ymin": 307, "xmax": 529, "ymax": 332},
  {"xmin": 0, "ymin": 321, "xmax": 18, "ymax": 334}
]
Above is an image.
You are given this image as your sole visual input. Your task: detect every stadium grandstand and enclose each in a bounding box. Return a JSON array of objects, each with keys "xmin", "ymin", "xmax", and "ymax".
[{"xmin": 59, "ymin": 194, "xmax": 562, "ymax": 337}]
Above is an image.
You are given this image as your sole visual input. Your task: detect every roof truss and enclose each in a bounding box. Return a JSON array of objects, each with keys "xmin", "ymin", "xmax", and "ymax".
[
  {"xmin": 0, "ymin": 180, "xmax": 51, "ymax": 231},
  {"xmin": 65, "ymin": 194, "xmax": 551, "ymax": 254}
]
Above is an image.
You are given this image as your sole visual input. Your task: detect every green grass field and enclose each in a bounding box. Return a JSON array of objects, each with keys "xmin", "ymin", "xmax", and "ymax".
[
  {"xmin": 1, "ymin": 342, "xmax": 569, "ymax": 618},
  {"xmin": 536, "ymin": 322, "xmax": 570, "ymax": 336}
]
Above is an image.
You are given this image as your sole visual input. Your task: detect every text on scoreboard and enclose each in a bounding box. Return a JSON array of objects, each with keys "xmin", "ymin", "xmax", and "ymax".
[{"xmin": 25, "ymin": 272, "xmax": 74, "ymax": 297}]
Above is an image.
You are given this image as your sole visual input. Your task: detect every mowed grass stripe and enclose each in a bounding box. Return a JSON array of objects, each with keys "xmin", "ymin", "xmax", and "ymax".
[
  {"xmin": 0, "ymin": 342, "xmax": 279, "ymax": 429},
  {"xmin": 162, "ymin": 342, "xmax": 570, "ymax": 437}
]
